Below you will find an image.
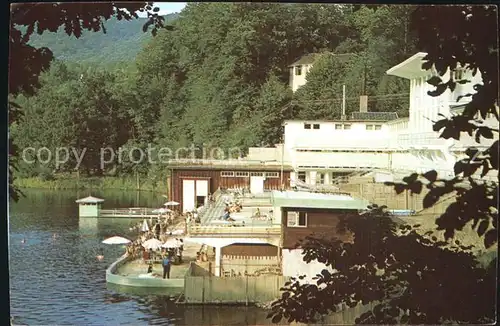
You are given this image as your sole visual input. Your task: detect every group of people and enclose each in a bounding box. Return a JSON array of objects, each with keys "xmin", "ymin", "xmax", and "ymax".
[
  {"xmin": 142, "ymin": 238, "xmax": 184, "ymax": 279},
  {"xmin": 222, "ymin": 202, "xmax": 243, "ymax": 221}
]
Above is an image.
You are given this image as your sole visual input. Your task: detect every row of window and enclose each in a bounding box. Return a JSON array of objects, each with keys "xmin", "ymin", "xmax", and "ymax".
[
  {"xmin": 297, "ymin": 171, "xmax": 346, "ymax": 185},
  {"xmin": 287, "ymin": 211, "xmax": 307, "ymax": 227},
  {"xmin": 304, "ymin": 123, "xmax": 383, "ymax": 130},
  {"xmin": 335, "ymin": 124, "xmax": 351, "ymax": 130},
  {"xmin": 220, "ymin": 171, "xmax": 280, "ymax": 178},
  {"xmin": 366, "ymin": 124, "xmax": 382, "ymax": 130},
  {"xmin": 304, "ymin": 123, "xmax": 320, "ymax": 129}
]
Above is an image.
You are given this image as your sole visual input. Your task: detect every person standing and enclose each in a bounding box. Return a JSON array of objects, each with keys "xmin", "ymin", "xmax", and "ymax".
[{"xmin": 162, "ymin": 255, "xmax": 171, "ymax": 279}]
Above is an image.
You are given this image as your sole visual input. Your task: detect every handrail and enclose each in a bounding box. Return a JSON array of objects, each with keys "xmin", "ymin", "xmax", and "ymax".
[
  {"xmin": 189, "ymin": 225, "xmax": 281, "ymax": 236},
  {"xmin": 167, "ymin": 158, "xmax": 287, "ymax": 167}
]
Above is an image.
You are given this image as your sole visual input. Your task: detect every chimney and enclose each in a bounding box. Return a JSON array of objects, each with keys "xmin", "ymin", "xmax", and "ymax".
[{"xmin": 359, "ymin": 95, "xmax": 368, "ymax": 112}]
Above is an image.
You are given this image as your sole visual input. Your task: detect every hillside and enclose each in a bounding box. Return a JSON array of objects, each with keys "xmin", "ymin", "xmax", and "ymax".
[{"xmin": 24, "ymin": 13, "xmax": 178, "ymax": 64}]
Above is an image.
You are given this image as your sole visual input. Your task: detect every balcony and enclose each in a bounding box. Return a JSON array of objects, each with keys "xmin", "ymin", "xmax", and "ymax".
[
  {"xmin": 188, "ymin": 225, "xmax": 281, "ymax": 237},
  {"xmin": 396, "ymin": 132, "xmax": 449, "ymax": 148}
]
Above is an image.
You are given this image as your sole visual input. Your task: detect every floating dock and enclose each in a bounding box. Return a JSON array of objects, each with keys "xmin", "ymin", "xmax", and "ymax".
[{"xmin": 76, "ymin": 195, "xmax": 171, "ymax": 218}]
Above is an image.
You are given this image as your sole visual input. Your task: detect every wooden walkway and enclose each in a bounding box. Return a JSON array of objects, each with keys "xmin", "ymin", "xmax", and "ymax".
[{"xmin": 99, "ymin": 208, "xmax": 161, "ymax": 219}]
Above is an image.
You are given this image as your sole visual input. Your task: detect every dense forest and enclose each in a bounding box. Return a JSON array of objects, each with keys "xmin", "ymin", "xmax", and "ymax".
[
  {"xmin": 11, "ymin": 3, "xmax": 417, "ymax": 185},
  {"xmin": 24, "ymin": 13, "xmax": 179, "ymax": 64}
]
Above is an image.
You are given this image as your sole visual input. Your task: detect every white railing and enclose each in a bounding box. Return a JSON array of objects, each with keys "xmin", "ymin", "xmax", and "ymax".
[
  {"xmin": 189, "ymin": 225, "xmax": 281, "ymax": 237},
  {"xmin": 396, "ymin": 132, "xmax": 448, "ymax": 147}
]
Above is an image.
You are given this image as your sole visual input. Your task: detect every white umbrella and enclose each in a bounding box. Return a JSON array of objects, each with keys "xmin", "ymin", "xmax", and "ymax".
[
  {"xmin": 162, "ymin": 239, "xmax": 180, "ymax": 248},
  {"xmin": 102, "ymin": 236, "xmax": 131, "ymax": 245},
  {"xmin": 142, "ymin": 238, "xmax": 163, "ymax": 250},
  {"xmin": 152, "ymin": 208, "xmax": 171, "ymax": 214},
  {"xmin": 140, "ymin": 219, "xmax": 150, "ymax": 232},
  {"xmin": 164, "ymin": 201, "xmax": 180, "ymax": 206}
]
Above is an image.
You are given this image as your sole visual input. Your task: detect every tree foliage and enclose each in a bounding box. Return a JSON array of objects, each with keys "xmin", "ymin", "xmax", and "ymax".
[
  {"xmin": 267, "ymin": 206, "xmax": 496, "ymax": 324},
  {"xmin": 385, "ymin": 5, "xmax": 498, "ymax": 249},
  {"xmin": 268, "ymin": 4, "xmax": 498, "ymax": 324},
  {"xmin": 9, "ymin": 2, "xmax": 166, "ymax": 200}
]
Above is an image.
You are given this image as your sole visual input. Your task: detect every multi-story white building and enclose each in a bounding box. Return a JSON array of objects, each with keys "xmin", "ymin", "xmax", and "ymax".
[{"xmin": 247, "ymin": 52, "xmax": 498, "ymax": 185}]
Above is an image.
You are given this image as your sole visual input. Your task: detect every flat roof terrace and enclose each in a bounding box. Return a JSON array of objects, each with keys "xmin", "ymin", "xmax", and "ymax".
[{"xmin": 188, "ymin": 191, "xmax": 280, "ymax": 238}]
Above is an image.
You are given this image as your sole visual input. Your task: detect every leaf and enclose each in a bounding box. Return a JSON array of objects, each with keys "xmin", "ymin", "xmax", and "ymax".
[
  {"xmin": 142, "ymin": 21, "xmax": 153, "ymax": 33},
  {"xmin": 488, "ymin": 141, "xmax": 499, "ymax": 170},
  {"xmin": 453, "ymin": 161, "xmax": 465, "ymax": 175},
  {"xmin": 271, "ymin": 313, "xmax": 283, "ymax": 324},
  {"xmin": 478, "ymin": 126, "xmax": 494, "ymax": 139},
  {"xmin": 421, "ymin": 60, "xmax": 433, "ymax": 70},
  {"xmin": 422, "ymin": 170, "xmax": 438, "ymax": 182},
  {"xmin": 402, "ymin": 173, "xmax": 419, "ymax": 184},
  {"xmin": 409, "ymin": 181, "xmax": 423, "ymax": 194},
  {"xmin": 477, "ymin": 220, "xmax": 489, "ymax": 237},
  {"xmin": 484, "ymin": 229, "xmax": 497, "ymax": 248},
  {"xmin": 465, "ymin": 147, "xmax": 479, "ymax": 159},
  {"xmin": 427, "ymin": 76, "xmax": 442, "ymax": 86},
  {"xmin": 394, "ymin": 184, "xmax": 406, "ymax": 195},
  {"xmin": 480, "ymin": 160, "xmax": 490, "ymax": 178},
  {"xmin": 423, "ymin": 193, "xmax": 439, "ymax": 209},
  {"xmin": 427, "ymin": 84, "xmax": 447, "ymax": 97}
]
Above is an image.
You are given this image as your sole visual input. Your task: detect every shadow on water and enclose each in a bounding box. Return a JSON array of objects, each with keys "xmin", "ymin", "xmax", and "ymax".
[{"xmin": 9, "ymin": 189, "xmax": 274, "ymax": 325}]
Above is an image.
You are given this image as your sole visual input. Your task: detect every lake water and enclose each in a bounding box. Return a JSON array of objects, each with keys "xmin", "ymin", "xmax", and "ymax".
[{"xmin": 9, "ymin": 189, "xmax": 275, "ymax": 325}]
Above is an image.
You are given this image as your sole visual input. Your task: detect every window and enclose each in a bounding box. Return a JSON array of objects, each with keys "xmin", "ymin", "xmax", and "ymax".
[
  {"xmin": 250, "ymin": 172, "xmax": 264, "ymax": 177},
  {"xmin": 295, "ymin": 66, "xmax": 302, "ymax": 76},
  {"xmin": 374, "ymin": 125, "xmax": 382, "ymax": 130},
  {"xmin": 316, "ymin": 173, "xmax": 325, "ymax": 184},
  {"xmin": 336, "ymin": 124, "xmax": 350, "ymax": 130},
  {"xmin": 221, "ymin": 171, "xmax": 234, "ymax": 177},
  {"xmin": 265, "ymin": 172, "xmax": 279, "ymax": 178},
  {"xmin": 313, "ymin": 124, "xmax": 320, "ymax": 129},
  {"xmin": 287, "ymin": 211, "xmax": 307, "ymax": 227},
  {"xmin": 304, "ymin": 123, "xmax": 311, "ymax": 129},
  {"xmin": 235, "ymin": 171, "xmax": 249, "ymax": 177},
  {"xmin": 366, "ymin": 124, "xmax": 374, "ymax": 130},
  {"xmin": 298, "ymin": 171, "xmax": 306, "ymax": 182}
]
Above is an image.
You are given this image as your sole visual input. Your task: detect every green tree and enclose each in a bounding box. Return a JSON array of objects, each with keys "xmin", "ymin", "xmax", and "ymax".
[
  {"xmin": 268, "ymin": 4, "xmax": 498, "ymax": 324},
  {"xmin": 9, "ymin": 2, "xmax": 166, "ymax": 201}
]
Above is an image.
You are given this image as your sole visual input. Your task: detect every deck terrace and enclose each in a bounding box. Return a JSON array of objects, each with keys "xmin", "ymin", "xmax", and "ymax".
[{"xmin": 188, "ymin": 190, "xmax": 281, "ymax": 238}]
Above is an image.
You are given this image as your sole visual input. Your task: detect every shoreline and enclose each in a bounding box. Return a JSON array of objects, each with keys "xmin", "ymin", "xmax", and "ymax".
[{"xmin": 14, "ymin": 175, "xmax": 167, "ymax": 192}]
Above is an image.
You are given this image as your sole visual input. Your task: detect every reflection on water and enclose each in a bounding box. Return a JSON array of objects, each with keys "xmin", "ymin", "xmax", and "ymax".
[{"xmin": 9, "ymin": 189, "xmax": 274, "ymax": 325}]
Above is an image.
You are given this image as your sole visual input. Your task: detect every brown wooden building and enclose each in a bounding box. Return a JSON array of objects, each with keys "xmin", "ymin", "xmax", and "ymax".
[
  {"xmin": 272, "ymin": 191, "xmax": 370, "ymax": 249},
  {"xmin": 168, "ymin": 160, "xmax": 293, "ymax": 212},
  {"xmin": 281, "ymin": 208, "xmax": 356, "ymax": 248}
]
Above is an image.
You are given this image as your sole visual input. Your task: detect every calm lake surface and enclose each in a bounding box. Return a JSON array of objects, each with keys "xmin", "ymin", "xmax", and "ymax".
[{"xmin": 9, "ymin": 189, "xmax": 275, "ymax": 325}]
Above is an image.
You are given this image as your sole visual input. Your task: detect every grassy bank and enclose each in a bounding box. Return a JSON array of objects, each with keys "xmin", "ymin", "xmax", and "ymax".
[{"xmin": 14, "ymin": 175, "xmax": 167, "ymax": 192}]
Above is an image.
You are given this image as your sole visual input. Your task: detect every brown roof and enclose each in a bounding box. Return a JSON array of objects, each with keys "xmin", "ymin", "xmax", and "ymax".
[
  {"xmin": 350, "ymin": 112, "xmax": 399, "ymax": 121},
  {"xmin": 168, "ymin": 160, "xmax": 293, "ymax": 171}
]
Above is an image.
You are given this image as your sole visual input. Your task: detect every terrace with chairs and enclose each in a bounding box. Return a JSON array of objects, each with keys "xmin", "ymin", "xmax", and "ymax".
[{"xmin": 186, "ymin": 189, "xmax": 282, "ymax": 238}]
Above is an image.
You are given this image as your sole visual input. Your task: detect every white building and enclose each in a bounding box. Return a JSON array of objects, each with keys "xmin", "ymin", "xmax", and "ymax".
[
  {"xmin": 288, "ymin": 52, "xmax": 353, "ymax": 92},
  {"xmin": 247, "ymin": 52, "xmax": 498, "ymax": 185}
]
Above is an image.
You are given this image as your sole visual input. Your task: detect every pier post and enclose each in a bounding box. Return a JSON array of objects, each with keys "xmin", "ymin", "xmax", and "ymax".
[{"xmin": 215, "ymin": 246, "xmax": 221, "ymax": 277}]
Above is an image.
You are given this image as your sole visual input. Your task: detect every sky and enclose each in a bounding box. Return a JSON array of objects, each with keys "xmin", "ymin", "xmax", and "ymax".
[{"xmin": 137, "ymin": 2, "xmax": 186, "ymax": 17}]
